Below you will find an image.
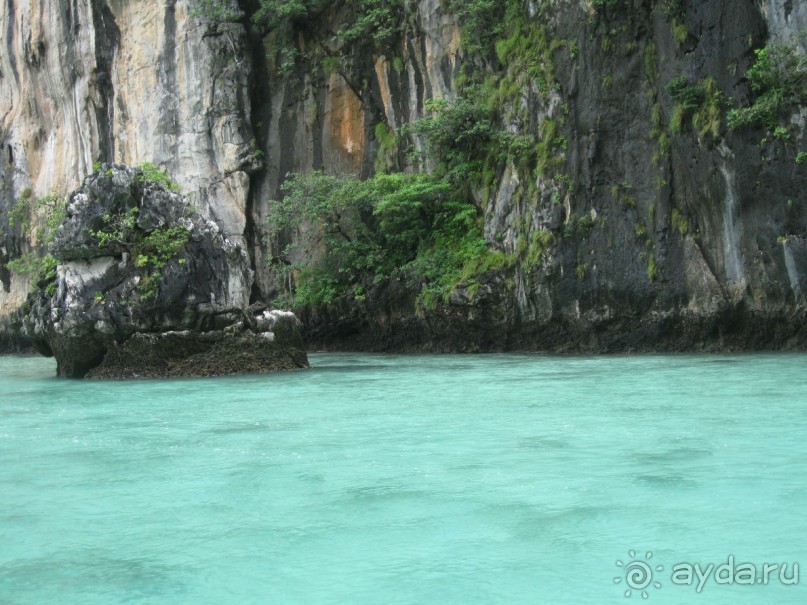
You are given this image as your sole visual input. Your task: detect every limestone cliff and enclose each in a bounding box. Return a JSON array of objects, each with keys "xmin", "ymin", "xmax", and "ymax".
[
  {"xmin": 2, "ymin": 0, "xmax": 807, "ymax": 353},
  {"xmin": 1, "ymin": 0, "xmax": 257, "ymax": 313}
]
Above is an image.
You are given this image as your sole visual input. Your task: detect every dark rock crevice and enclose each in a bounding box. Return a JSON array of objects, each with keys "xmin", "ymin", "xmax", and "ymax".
[
  {"xmin": 90, "ymin": 0, "xmax": 119, "ymax": 164},
  {"xmin": 158, "ymin": 0, "xmax": 180, "ymax": 166},
  {"xmin": 240, "ymin": 1, "xmax": 272, "ymax": 304}
]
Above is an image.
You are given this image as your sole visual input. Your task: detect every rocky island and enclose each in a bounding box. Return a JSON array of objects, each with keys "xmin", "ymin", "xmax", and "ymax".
[{"xmin": 14, "ymin": 165, "xmax": 308, "ymax": 378}]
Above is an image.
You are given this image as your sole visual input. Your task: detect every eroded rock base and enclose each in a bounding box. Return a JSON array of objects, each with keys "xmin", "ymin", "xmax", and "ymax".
[{"xmin": 86, "ymin": 331, "xmax": 309, "ymax": 380}]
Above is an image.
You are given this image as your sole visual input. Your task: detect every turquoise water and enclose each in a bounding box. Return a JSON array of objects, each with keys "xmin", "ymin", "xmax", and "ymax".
[{"xmin": 1, "ymin": 353, "xmax": 806, "ymax": 604}]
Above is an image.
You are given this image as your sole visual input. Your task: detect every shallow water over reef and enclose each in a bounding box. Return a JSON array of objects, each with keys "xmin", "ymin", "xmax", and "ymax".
[{"xmin": 1, "ymin": 353, "xmax": 806, "ymax": 604}]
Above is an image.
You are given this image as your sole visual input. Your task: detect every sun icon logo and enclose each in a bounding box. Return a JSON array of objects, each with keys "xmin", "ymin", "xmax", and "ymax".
[{"xmin": 614, "ymin": 550, "xmax": 663, "ymax": 599}]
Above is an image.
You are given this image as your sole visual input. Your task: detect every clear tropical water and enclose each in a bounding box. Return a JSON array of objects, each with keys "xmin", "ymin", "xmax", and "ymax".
[{"xmin": 1, "ymin": 353, "xmax": 806, "ymax": 604}]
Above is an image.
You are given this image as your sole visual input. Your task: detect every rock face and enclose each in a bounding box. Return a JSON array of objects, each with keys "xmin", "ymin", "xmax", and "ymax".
[
  {"xmin": 0, "ymin": 0, "xmax": 256, "ymax": 319},
  {"xmin": 2, "ymin": 0, "xmax": 807, "ymax": 354},
  {"xmin": 255, "ymin": 0, "xmax": 807, "ymax": 352},
  {"xmin": 21, "ymin": 166, "xmax": 307, "ymax": 377}
]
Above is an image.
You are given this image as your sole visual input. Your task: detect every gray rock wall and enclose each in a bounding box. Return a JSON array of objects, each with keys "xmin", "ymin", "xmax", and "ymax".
[{"xmin": 2, "ymin": 0, "xmax": 807, "ymax": 352}]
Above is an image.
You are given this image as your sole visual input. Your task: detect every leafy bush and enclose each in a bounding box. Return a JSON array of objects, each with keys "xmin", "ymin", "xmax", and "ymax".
[
  {"xmin": 5, "ymin": 189, "xmax": 66, "ymax": 294},
  {"xmin": 134, "ymin": 226, "xmax": 190, "ymax": 301},
  {"xmin": 246, "ymin": 0, "xmax": 402, "ymax": 67},
  {"xmin": 8, "ymin": 188, "xmax": 33, "ymax": 229},
  {"xmin": 672, "ymin": 21, "xmax": 689, "ymax": 45},
  {"xmin": 7, "ymin": 252, "xmax": 55, "ymax": 277},
  {"xmin": 404, "ymin": 98, "xmax": 497, "ymax": 183},
  {"xmin": 374, "ymin": 122, "xmax": 398, "ymax": 173},
  {"xmin": 191, "ymin": 0, "xmax": 241, "ymax": 22},
  {"xmin": 91, "ymin": 207, "xmax": 140, "ymax": 250},
  {"xmin": 91, "ymin": 208, "xmax": 189, "ymax": 302},
  {"xmin": 659, "ymin": 0, "xmax": 683, "ymax": 19},
  {"xmin": 403, "ymin": 95, "xmax": 545, "ymax": 185},
  {"xmin": 252, "ymin": 0, "xmax": 330, "ymax": 30},
  {"xmin": 268, "ymin": 171, "xmax": 502, "ymax": 308},
  {"xmin": 667, "ymin": 75, "xmax": 704, "ymax": 109},
  {"xmin": 727, "ymin": 42, "xmax": 807, "ymax": 131},
  {"xmin": 7, "ymin": 253, "xmax": 58, "ymax": 296},
  {"xmin": 139, "ymin": 226, "xmax": 190, "ymax": 270},
  {"xmin": 34, "ymin": 195, "xmax": 67, "ymax": 246},
  {"xmin": 8, "ymin": 191, "xmax": 66, "ymax": 243},
  {"xmin": 336, "ymin": 0, "xmax": 402, "ymax": 48},
  {"xmin": 448, "ymin": 0, "xmax": 504, "ymax": 54},
  {"xmin": 138, "ymin": 163, "xmax": 181, "ymax": 192}
]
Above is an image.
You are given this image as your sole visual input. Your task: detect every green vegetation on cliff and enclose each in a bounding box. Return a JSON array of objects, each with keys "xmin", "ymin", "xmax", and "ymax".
[
  {"xmin": 728, "ymin": 41, "xmax": 807, "ymax": 131},
  {"xmin": 667, "ymin": 76, "xmax": 724, "ymax": 140},
  {"xmin": 251, "ymin": 0, "xmax": 805, "ymax": 319},
  {"xmin": 7, "ymin": 190, "xmax": 65, "ymax": 245},
  {"xmin": 91, "ymin": 206, "xmax": 189, "ymax": 302},
  {"xmin": 138, "ymin": 162, "xmax": 181, "ymax": 192},
  {"xmin": 194, "ymin": 0, "xmax": 403, "ymax": 63},
  {"xmin": 264, "ymin": 0, "xmax": 570, "ymax": 309},
  {"xmin": 6, "ymin": 253, "xmax": 57, "ymax": 297},
  {"xmin": 269, "ymin": 172, "xmax": 507, "ymax": 309},
  {"xmin": 4, "ymin": 191, "xmax": 66, "ymax": 298}
]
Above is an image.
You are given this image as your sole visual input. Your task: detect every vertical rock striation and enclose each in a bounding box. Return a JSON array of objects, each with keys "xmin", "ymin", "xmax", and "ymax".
[
  {"xmin": 1, "ymin": 0, "xmax": 257, "ymax": 314},
  {"xmin": 1, "ymin": 0, "xmax": 807, "ymax": 354}
]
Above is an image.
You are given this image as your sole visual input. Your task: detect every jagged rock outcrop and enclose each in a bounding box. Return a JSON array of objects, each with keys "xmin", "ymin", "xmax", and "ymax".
[
  {"xmin": 21, "ymin": 166, "xmax": 307, "ymax": 377},
  {"xmin": 1, "ymin": 0, "xmax": 807, "ymax": 355}
]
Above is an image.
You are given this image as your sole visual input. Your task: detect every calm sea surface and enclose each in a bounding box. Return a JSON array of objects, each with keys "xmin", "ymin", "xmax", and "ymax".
[{"xmin": 1, "ymin": 353, "xmax": 806, "ymax": 604}]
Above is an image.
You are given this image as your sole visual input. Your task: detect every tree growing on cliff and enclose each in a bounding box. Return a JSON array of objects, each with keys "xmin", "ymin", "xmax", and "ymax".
[
  {"xmin": 267, "ymin": 171, "xmax": 505, "ymax": 308},
  {"xmin": 191, "ymin": 0, "xmax": 241, "ymax": 23},
  {"xmin": 727, "ymin": 40, "xmax": 807, "ymax": 131}
]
